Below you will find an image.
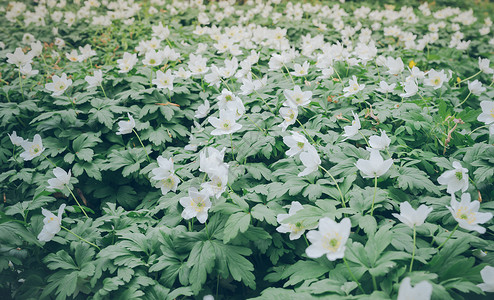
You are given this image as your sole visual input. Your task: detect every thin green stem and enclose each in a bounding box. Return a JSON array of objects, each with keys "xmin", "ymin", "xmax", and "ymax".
[
  {"xmin": 296, "ymin": 119, "xmax": 317, "ymax": 145},
  {"xmin": 132, "ymin": 129, "xmax": 151, "ymax": 162},
  {"xmin": 61, "ymin": 225, "xmax": 100, "ymax": 250},
  {"xmin": 468, "ymin": 124, "xmax": 489, "ymax": 136},
  {"xmin": 457, "ymin": 70, "xmax": 481, "ymax": 84},
  {"xmin": 219, "ymin": 77, "xmax": 233, "ymax": 92},
  {"xmin": 246, "ymin": 114, "xmax": 267, "ymax": 135},
  {"xmin": 409, "ymin": 225, "xmax": 416, "ymax": 272},
  {"xmin": 67, "ymin": 187, "xmax": 89, "ymax": 218},
  {"xmin": 283, "ymin": 63, "xmax": 295, "ymax": 85},
  {"xmin": 100, "ymin": 84, "xmax": 108, "ymax": 99},
  {"xmin": 303, "ymin": 233, "xmax": 310, "ymax": 247},
  {"xmin": 456, "ymin": 91, "xmax": 471, "ymax": 107},
  {"xmin": 370, "ymin": 176, "xmax": 377, "ymax": 216},
  {"xmin": 253, "ymin": 89, "xmax": 274, "ymax": 114},
  {"xmin": 358, "ymin": 130, "xmax": 370, "ymax": 147},
  {"xmin": 204, "ymin": 220, "xmax": 210, "ymax": 240},
  {"xmin": 319, "ymin": 165, "xmax": 346, "ymax": 208},
  {"xmin": 230, "ymin": 133, "xmax": 235, "ymax": 161},
  {"xmin": 41, "ymin": 153, "xmax": 57, "ymax": 167},
  {"xmin": 343, "ymin": 257, "xmax": 365, "ymax": 294},
  {"xmin": 437, "ymin": 224, "xmax": 459, "ymax": 250},
  {"xmin": 18, "ymin": 71, "xmax": 25, "ymax": 101},
  {"xmin": 372, "ymin": 275, "xmax": 378, "ymax": 290}
]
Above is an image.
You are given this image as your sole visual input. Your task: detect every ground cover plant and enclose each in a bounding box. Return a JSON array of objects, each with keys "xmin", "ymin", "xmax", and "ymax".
[{"xmin": 1, "ymin": 0, "xmax": 494, "ymax": 299}]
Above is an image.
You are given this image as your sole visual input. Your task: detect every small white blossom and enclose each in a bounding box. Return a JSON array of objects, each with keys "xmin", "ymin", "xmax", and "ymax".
[
  {"xmin": 447, "ymin": 193, "xmax": 493, "ymax": 234},
  {"xmin": 116, "ymin": 113, "xmax": 136, "ymax": 135},
  {"xmin": 306, "ymin": 217, "xmax": 351, "ymax": 261},
  {"xmin": 38, "ymin": 204, "xmax": 66, "ymax": 242},
  {"xmin": 437, "ymin": 161, "xmax": 469, "ymax": 194}
]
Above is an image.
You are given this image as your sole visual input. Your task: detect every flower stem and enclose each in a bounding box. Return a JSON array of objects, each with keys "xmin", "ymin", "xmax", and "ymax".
[
  {"xmin": 100, "ymin": 84, "xmax": 108, "ymax": 99},
  {"xmin": 319, "ymin": 165, "xmax": 346, "ymax": 208},
  {"xmin": 372, "ymin": 275, "xmax": 378, "ymax": 290},
  {"xmin": 67, "ymin": 186, "xmax": 89, "ymax": 218},
  {"xmin": 245, "ymin": 114, "xmax": 267, "ymax": 135},
  {"xmin": 437, "ymin": 224, "xmax": 459, "ymax": 250},
  {"xmin": 283, "ymin": 63, "xmax": 295, "ymax": 85},
  {"xmin": 230, "ymin": 133, "xmax": 235, "ymax": 161},
  {"xmin": 303, "ymin": 233, "xmax": 310, "ymax": 247},
  {"xmin": 132, "ymin": 129, "xmax": 151, "ymax": 162},
  {"xmin": 358, "ymin": 130, "xmax": 370, "ymax": 147},
  {"xmin": 343, "ymin": 257, "xmax": 365, "ymax": 294},
  {"xmin": 296, "ymin": 118, "xmax": 317, "ymax": 146},
  {"xmin": 204, "ymin": 220, "xmax": 210, "ymax": 240},
  {"xmin": 61, "ymin": 225, "xmax": 100, "ymax": 250},
  {"xmin": 41, "ymin": 153, "xmax": 57, "ymax": 168},
  {"xmin": 457, "ymin": 70, "xmax": 481, "ymax": 85},
  {"xmin": 18, "ymin": 71, "xmax": 25, "ymax": 101},
  {"xmin": 370, "ymin": 176, "xmax": 377, "ymax": 216},
  {"xmin": 409, "ymin": 225, "xmax": 416, "ymax": 272},
  {"xmin": 456, "ymin": 91, "xmax": 471, "ymax": 107}
]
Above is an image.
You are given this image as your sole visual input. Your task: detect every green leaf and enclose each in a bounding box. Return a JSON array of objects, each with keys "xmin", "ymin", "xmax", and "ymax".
[
  {"xmin": 394, "ymin": 166, "xmax": 441, "ymax": 195},
  {"xmin": 251, "ymin": 204, "xmax": 277, "ymax": 226},
  {"xmin": 187, "ymin": 240, "xmax": 215, "ymax": 292},
  {"xmin": 223, "ymin": 212, "xmax": 251, "ymax": 243},
  {"xmin": 281, "ymin": 260, "xmax": 330, "ymax": 287}
]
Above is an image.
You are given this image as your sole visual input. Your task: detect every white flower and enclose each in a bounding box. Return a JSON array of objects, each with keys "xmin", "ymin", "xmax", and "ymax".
[
  {"xmin": 478, "ymin": 101, "xmax": 494, "ymax": 125},
  {"xmin": 6, "ymin": 48, "xmax": 33, "ymax": 67},
  {"xmin": 117, "ymin": 52, "xmax": 138, "ymax": 73},
  {"xmin": 397, "ymin": 277, "xmax": 432, "ymax": 300},
  {"xmin": 65, "ymin": 49, "xmax": 81, "ymax": 62},
  {"xmin": 20, "ymin": 134, "xmax": 45, "ymax": 161},
  {"xmin": 468, "ymin": 80, "xmax": 486, "ymax": 96},
  {"xmin": 199, "ymin": 147, "xmax": 228, "ymax": 177},
  {"xmin": 290, "ymin": 61, "xmax": 310, "ymax": 77},
  {"xmin": 355, "ymin": 149, "xmax": 393, "ymax": 178},
  {"xmin": 283, "ymin": 85, "xmax": 312, "ymax": 108},
  {"xmin": 85, "ymin": 70, "xmax": 103, "ymax": 89},
  {"xmin": 155, "ymin": 173, "xmax": 180, "ymax": 195},
  {"xmin": 385, "ymin": 57, "xmax": 404, "ymax": 75},
  {"xmin": 343, "ymin": 75, "xmax": 365, "ymax": 97},
  {"xmin": 437, "ymin": 161, "xmax": 469, "ymax": 194},
  {"xmin": 400, "ymin": 80, "xmax": 418, "ymax": 98},
  {"xmin": 151, "ymin": 156, "xmax": 175, "ymax": 180},
  {"xmin": 201, "ymin": 168, "xmax": 228, "ymax": 199},
  {"xmin": 423, "ymin": 69, "xmax": 448, "ymax": 89},
  {"xmin": 479, "ymin": 57, "xmax": 494, "ymax": 74},
  {"xmin": 142, "ymin": 50, "xmax": 163, "ymax": 67},
  {"xmin": 276, "ymin": 201, "xmax": 315, "ymax": 240},
  {"xmin": 376, "ymin": 81, "xmax": 396, "ymax": 93},
  {"xmin": 38, "ymin": 204, "xmax": 66, "ymax": 242},
  {"xmin": 306, "ymin": 217, "xmax": 351, "ymax": 261},
  {"xmin": 208, "ymin": 110, "xmax": 242, "ymax": 136},
  {"xmin": 298, "ymin": 146, "xmax": 321, "ymax": 177},
  {"xmin": 283, "ymin": 131, "xmax": 309, "ymax": 157},
  {"xmin": 19, "ymin": 63, "xmax": 39, "ymax": 77},
  {"xmin": 45, "ymin": 73, "xmax": 72, "ymax": 96},
  {"xmin": 47, "ymin": 168, "xmax": 72, "ymax": 191},
  {"xmin": 179, "ymin": 188, "xmax": 212, "ymax": 224},
  {"xmin": 116, "ymin": 113, "xmax": 136, "ymax": 135},
  {"xmin": 447, "ymin": 193, "xmax": 493, "ymax": 234},
  {"xmin": 368, "ymin": 130, "xmax": 391, "ymax": 150},
  {"xmin": 278, "ymin": 106, "xmax": 298, "ymax": 132},
  {"xmin": 392, "ymin": 201, "xmax": 433, "ymax": 228},
  {"xmin": 153, "ymin": 69, "xmax": 175, "ymax": 91},
  {"xmin": 342, "ymin": 111, "xmax": 361, "ymax": 140},
  {"xmin": 195, "ymin": 100, "xmax": 210, "ymax": 119},
  {"xmin": 8, "ymin": 131, "xmax": 25, "ymax": 146},
  {"xmin": 477, "ymin": 266, "xmax": 494, "ymax": 292}
]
